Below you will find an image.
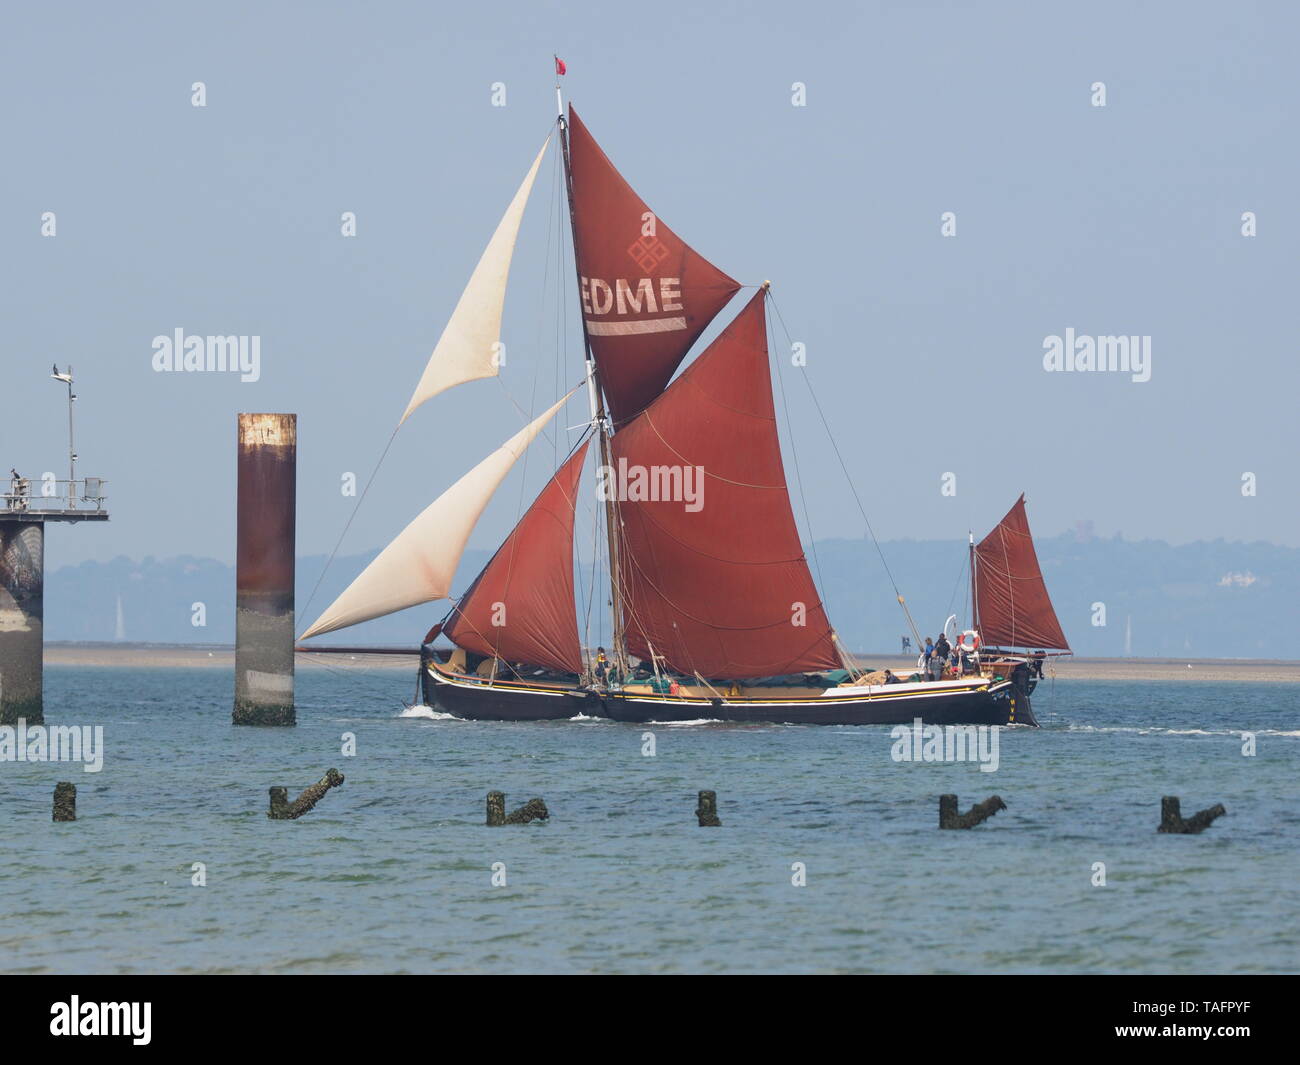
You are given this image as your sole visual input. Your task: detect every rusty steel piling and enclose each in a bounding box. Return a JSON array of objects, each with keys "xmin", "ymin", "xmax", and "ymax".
[{"xmin": 233, "ymin": 413, "xmax": 297, "ymax": 726}]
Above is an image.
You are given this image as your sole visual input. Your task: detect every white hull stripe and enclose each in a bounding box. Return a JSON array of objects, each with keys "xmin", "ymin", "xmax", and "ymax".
[{"xmin": 585, "ymin": 317, "xmax": 687, "ymax": 336}]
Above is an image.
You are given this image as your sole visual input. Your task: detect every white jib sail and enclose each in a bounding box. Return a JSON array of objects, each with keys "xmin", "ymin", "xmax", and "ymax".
[
  {"xmin": 301, "ymin": 390, "xmax": 575, "ymax": 640},
  {"xmin": 399, "ymin": 136, "xmax": 551, "ymax": 424}
]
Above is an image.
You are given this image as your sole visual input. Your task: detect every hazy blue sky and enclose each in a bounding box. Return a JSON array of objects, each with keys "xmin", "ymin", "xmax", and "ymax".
[{"xmin": 3, "ymin": 0, "xmax": 1297, "ymax": 577}]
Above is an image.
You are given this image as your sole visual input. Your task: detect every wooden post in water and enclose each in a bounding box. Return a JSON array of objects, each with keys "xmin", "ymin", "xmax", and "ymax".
[
  {"xmin": 1158, "ymin": 796, "xmax": 1226, "ymax": 834},
  {"xmin": 234, "ymin": 414, "xmax": 297, "ymax": 726},
  {"xmin": 0, "ymin": 522, "xmax": 44, "ymax": 725},
  {"xmin": 53, "ymin": 781, "xmax": 76, "ymax": 822},
  {"xmin": 268, "ymin": 769, "xmax": 344, "ymax": 819},
  {"xmin": 939, "ymin": 793, "xmax": 1006, "ymax": 829},
  {"xmin": 695, "ymin": 790, "xmax": 721, "ymax": 826},
  {"xmin": 486, "ymin": 792, "xmax": 549, "ymax": 825}
]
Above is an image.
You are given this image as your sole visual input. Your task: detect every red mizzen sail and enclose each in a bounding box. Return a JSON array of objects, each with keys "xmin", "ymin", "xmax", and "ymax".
[
  {"xmin": 974, "ymin": 495, "xmax": 1070, "ymax": 651},
  {"xmin": 442, "ymin": 441, "xmax": 590, "ymax": 673},
  {"xmin": 610, "ymin": 291, "xmax": 840, "ymax": 679},
  {"xmin": 567, "ymin": 106, "xmax": 741, "ymax": 425}
]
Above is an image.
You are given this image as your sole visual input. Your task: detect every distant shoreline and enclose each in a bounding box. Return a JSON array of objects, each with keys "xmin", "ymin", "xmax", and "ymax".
[{"xmin": 42, "ymin": 643, "xmax": 1300, "ymax": 682}]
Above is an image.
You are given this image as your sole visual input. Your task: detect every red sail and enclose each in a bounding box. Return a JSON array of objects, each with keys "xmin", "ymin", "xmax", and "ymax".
[
  {"xmin": 610, "ymin": 291, "xmax": 840, "ymax": 679},
  {"xmin": 443, "ymin": 441, "xmax": 589, "ymax": 673},
  {"xmin": 974, "ymin": 495, "xmax": 1070, "ymax": 650},
  {"xmin": 568, "ymin": 106, "xmax": 741, "ymax": 425}
]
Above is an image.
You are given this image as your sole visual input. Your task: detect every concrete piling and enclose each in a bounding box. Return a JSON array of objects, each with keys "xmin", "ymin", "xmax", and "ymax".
[
  {"xmin": 53, "ymin": 781, "xmax": 75, "ymax": 822},
  {"xmin": 695, "ymin": 790, "xmax": 721, "ymax": 826},
  {"xmin": 234, "ymin": 413, "xmax": 297, "ymax": 726},
  {"xmin": 1158, "ymin": 796, "xmax": 1226, "ymax": 834},
  {"xmin": 486, "ymin": 791, "xmax": 549, "ymax": 825},
  {"xmin": 0, "ymin": 522, "xmax": 44, "ymax": 726},
  {"xmin": 268, "ymin": 768, "xmax": 344, "ymax": 819},
  {"xmin": 939, "ymin": 793, "xmax": 1006, "ymax": 829}
]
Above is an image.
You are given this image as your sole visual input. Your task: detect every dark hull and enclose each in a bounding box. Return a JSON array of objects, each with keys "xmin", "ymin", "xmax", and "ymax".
[
  {"xmin": 601, "ymin": 684, "xmax": 1031, "ymax": 726},
  {"xmin": 428, "ymin": 671, "xmax": 601, "ymax": 721},
  {"xmin": 422, "ymin": 661, "xmax": 1037, "ymax": 727}
]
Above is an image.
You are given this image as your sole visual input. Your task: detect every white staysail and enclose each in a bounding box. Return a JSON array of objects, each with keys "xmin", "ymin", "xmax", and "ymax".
[
  {"xmin": 301, "ymin": 390, "xmax": 575, "ymax": 640},
  {"xmin": 399, "ymin": 136, "xmax": 551, "ymax": 424}
]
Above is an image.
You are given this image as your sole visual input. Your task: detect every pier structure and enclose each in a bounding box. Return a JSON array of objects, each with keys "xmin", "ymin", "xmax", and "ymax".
[
  {"xmin": 233, "ymin": 413, "xmax": 297, "ymax": 726},
  {"xmin": 4, "ymin": 365, "xmax": 110, "ymax": 725},
  {"xmin": 1, "ymin": 482, "xmax": 108, "ymax": 725}
]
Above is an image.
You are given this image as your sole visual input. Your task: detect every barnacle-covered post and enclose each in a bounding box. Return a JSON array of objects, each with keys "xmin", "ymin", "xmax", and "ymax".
[{"xmin": 53, "ymin": 781, "xmax": 76, "ymax": 822}]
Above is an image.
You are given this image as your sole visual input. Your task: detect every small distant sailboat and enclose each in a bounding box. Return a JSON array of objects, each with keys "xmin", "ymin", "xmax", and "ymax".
[{"xmin": 299, "ymin": 66, "xmax": 1070, "ymax": 726}]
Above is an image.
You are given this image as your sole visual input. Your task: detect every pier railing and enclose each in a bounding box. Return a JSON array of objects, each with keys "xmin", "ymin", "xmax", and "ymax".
[{"xmin": 3, "ymin": 477, "xmax": 108, "ymax": 516}]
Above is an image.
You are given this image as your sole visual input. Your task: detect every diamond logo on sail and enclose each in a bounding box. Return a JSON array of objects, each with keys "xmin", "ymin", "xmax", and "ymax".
[{"xmin": 626, "ymin": 236, "xmax": 669, "ymax": 272}]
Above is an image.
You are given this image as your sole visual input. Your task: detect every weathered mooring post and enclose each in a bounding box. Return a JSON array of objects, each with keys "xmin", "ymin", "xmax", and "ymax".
[
  {"xmin": 1158, "ymin": 796, "xmax": 1226, "ymax": 834},
  {"xmin": 53, "ymin": 781, "xmax": 76, "ymax": 822},
  {"xmin": 939, "ymin": 793, "xmax": 1006, "ymax": 829},
  {"xmin": 268, "ymin": 768, "xmax": 344, "ymax": 819},
  {"xmin": 233, "ymin": 414, "xmax": 297, "ymax": 726},
  {"xmin": 695, "ymin": 790, "xmax": 721, "ymax": 826},
  {"xmin": 485, "ymin": 791, "xmax": 549, "ymax": 825}
]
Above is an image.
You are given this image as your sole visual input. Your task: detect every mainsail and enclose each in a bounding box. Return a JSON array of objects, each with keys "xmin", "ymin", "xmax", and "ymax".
[
  {"xmin": 974, "ymin": 495, "xmax": 1070, "ymax": 650},
  {"xmin": 567, "ymin": 107, "xmax": 740, "ymax": 425},
  {"xmin": 610, "ymin": 291, "xmax": 841, "ymax": 678},
  {"xmin": 441, "ymin": 440, "xmax": 590, "ymax": 674},
  {"xmin": 300, "ymin": 392, "xmax": 573, "ymax": 640},
  {"xmin": 399, "ymin": 137, "xmax": 551, "ymax": 425}
]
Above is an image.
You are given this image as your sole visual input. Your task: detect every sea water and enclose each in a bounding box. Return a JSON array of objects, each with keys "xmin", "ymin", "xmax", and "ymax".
[{"xmin": 1, "ymin": 666, "xmax": 1296, "ymax": 974}]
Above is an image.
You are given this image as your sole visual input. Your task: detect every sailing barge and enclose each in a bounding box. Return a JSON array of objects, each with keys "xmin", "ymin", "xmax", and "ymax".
[{"xmin": 300, "ymin": 73, "xmax": 1070, "ymax": 727}]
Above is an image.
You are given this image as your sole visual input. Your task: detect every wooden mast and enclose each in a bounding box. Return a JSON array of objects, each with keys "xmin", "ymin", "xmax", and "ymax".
[{"xmin": 555, "ymin": 69, "xmax": 629, "ymax": 677}]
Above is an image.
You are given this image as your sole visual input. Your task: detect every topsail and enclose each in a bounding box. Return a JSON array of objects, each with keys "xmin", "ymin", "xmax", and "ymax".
[
  {"xmin": 567, "ymin": 107, "xmax": 740, "ymax": 425},
  {"xmin": 400, "ymin": 137, "xmax": 551, "ymax": 425}
]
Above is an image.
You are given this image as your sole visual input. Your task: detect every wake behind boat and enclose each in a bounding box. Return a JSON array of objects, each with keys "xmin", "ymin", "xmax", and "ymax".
[{"xmin": 299, "ymin": 63, "xmax": 1071, "ymax": 727}]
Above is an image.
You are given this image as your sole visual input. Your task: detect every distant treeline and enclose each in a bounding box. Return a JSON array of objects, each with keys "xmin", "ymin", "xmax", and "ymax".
[{"xmin": 44, "ymin": 533, "xmax": 1299, "ymax": 659}]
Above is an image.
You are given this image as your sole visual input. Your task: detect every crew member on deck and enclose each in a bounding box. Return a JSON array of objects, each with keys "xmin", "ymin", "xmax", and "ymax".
[
  {"xmin": 922, "ymin": 637, "xmax": 934, "ymax": 680},
  {"xmin": 594, "ymin": 646, "xmax": 608, "ymax": 685},
  {"xmin": 933, "ymin": 633, "xmax": 951, "ymax": 681}
]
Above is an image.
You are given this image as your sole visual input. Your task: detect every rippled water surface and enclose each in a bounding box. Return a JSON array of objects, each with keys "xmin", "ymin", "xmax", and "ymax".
[{"xmin": 1, "ymin": 666, "xmax": 1297, "ymax": 973}]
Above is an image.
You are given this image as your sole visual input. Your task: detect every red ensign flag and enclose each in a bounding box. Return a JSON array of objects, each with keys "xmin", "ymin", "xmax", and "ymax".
[{"xmin": 555, "ymin": 57, "xmax": 567, "ymax": 75}]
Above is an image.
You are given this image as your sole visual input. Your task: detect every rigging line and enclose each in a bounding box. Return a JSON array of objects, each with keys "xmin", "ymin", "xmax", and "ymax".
[
  {"xmin": 545, "ymin": 139, "xmax": 562, "ymax": 467},
  {"xmin": 300, "ymin": 422, "xmax": 400, "ymax": 624},
  {"xmin": 581, "ymin": 461, "xmax": 600, "ymax": 668},
  {"xmin": 945, "ymin": 553, "xmax": 968, "ymax": 624},
  {"xmin": 639, "ymin": 415, "xmax": 783, "ymax": 489},
  {"xmin": 527, "ymin": 131, "xmax": 559, "ymax": 466},
  {"xmin": 766, "ymin": 294, "xmax": 829, "ymax": 604},
  {"xmin": 999, "ymin": 524, "xmax": 1018, "ymax": 646},
  {"xmin": 767, "ymin": 293, "xmax": 923, "ymax": 647}
]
